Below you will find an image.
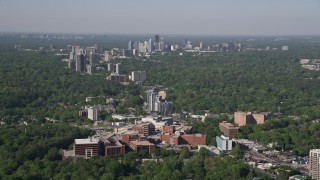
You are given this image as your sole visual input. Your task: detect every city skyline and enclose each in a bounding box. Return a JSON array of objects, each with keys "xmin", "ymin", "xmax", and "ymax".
[{"xmin": 0, "ymin": 0, "xmax": 319, "ymax": 35}]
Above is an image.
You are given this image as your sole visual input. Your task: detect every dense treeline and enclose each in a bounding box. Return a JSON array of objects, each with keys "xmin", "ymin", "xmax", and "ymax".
[
  {"xmin": 121, "ymin": 49, "xmax": 320, "ymax": 115},
  {"xmin": 0, "ymin": 124, "xmax": 91, "ymax": 179}
]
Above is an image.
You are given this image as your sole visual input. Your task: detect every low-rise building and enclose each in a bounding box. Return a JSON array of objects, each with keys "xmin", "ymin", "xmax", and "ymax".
[
  {"xmin": 234, "ymin": 112, "xmax": 267, "ymax": 126},
  {"xmin": 103, "ymin": 135, "xmax": 125, "ymax": 157},
  {"xmin": 160, "ymin": 132, "xmax": 206, "ymax": 146},
  {"xmin": 121, "ymin": 131, "xmax": 146, "ymax": 144},
  {"xmin": 132, "ymin": 123, "xmax": 153, "ymax": 136},
  {"xmin": 74, "ymin": 137, "xmax": 102, "ymax": 159},
  {"xmin": 219, "ymin": 121, "xmax": 239, "ymax": 138},
  {"xmin": 216, "ymin": 135, "xmax": 232, "ymax": 151},
  {"xmin": 106, "ymin": 73, "xmax": 128, "ymax": 83},
  {"xmin": 129, "ymin": 141, "xmax": 155, "ymax": 155}
]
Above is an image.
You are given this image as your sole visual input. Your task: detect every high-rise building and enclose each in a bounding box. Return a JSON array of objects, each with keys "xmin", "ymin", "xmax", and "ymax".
[
  {"xmin": 86, "ymin": 64, "xmax": 95, "ymax": 75},
  {"xmin": 155, "ymin": 43, "xmax": 161, "ymax": 52},
  {"xmin": 155, "ymin": 35, "xmax": 160, "ymax": 43},
  {"xmin": 133, "ymin": 41, "xmax": 140, "ymax": 50},
  {"xmin": 148, "ymin": 38, "xmax": 153, "ymax": 53},
  {"xmin": 146, "ymin": 90, "xmax": 173, "ymax": 113},
  {"xmin": 139, "ymin": 42, "xmax": 147, "ymax": 53},
  {"xmin": 216, "ymin": 135, "xmax": 232, "ymax": 151},
  {"xmin": 309, "ymin": 149, "xmax": 320, "ymax": 180},
  {"xmin": 123, "ymin": 49, "xmax": 132, "ymax": 57},
  {"xmin": 131, "ymin": 71, "xmax": 146, "ymax": 82},
  {"xmin": 128, "ymin": 41, "xmax": 133, "ymax": 50},
  {"xmin": 115, "ymin": 63, "xmax": 121, "ymax": 74},
  {"xmin": 184, "ymin": 39, "xmax": 188, "ymax": 46},
  {"xmin": 76, "ymin": 53, "xmax": 86, "ymax": 72},
  {"xmin": 88, "ymin": 52, "xmax": 99, "ymax": 65},
  {"xmin": 107, "ymin": 63, "xmax": 114, "ymax": 72},
  {"xmin": 88, "ymin": 107, "xmax": 99, "ymax": 121},
  {"xmin": 200, "ymin": 42, "xmax": 203, "ymax": 50},
  {"xmin": 228, "ymin": 42, "xmax": 236, "ymax": 52},
  {"xmin": 104, "ymin": 51, "xmax": 109, "ymax": 62},
  {"xmin": 146, "ymin": 91, "xmax": 156, "ymax": 112}
]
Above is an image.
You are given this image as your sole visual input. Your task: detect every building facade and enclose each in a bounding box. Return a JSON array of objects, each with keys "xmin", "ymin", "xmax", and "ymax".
[
  {"xmin": 74, "ymin": 138, "xmax": 102, "ymax": 159},
  {"xmin": 216, "ymin": 135, "xmax": 232, "ymax": 151},
  {"xmin": 219, "ymin": 121, "xmax": 239, "ymax": 138},
  {"xmin": 129, "ymin": 141, "xmax": 155, "ymax": 155},
  {"xmin": 309, "ymin": 149, "xmax": 320, "ymax": 180},
  {"xmin": 88, "ymin": 107, "xmax": 99, "ymax": 121},
  {"xmin": 234, "ymin": 112, "xmax": 266, "ymax": 126}
]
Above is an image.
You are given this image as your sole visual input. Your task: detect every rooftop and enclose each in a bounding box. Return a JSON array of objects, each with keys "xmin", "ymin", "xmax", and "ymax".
[
  {"xmin": 75, "ymin": 137, "xmax": 100, "ymax": 145},
  {"xmin": 220, "ymin": 121, "xmax": 238, "ymax": 128},
  {"xmin": 130, "ymin": 141, "xmax": 154, "ymax": 146}
]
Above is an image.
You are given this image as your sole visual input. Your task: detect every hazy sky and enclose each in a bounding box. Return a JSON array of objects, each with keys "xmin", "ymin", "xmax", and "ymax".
[{"xmin": 0, "ymin": 0, "xmax": 319, "ymax": 35}]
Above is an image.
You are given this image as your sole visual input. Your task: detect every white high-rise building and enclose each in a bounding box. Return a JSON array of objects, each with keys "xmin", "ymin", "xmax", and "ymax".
[
  {"xmin": 88, "ymin": 107, "xmax": 99, "ymax": 121},
  {"xmin": 115, "ymin": 63, "xmax": 121, "ymax": 74},
  {"xmin": 309, "ymin": 149, "xmax": 320, "ymax": 180},
  {"xmin": 148, "ymin": 38, "xmax": 153, "ymax": 53}
]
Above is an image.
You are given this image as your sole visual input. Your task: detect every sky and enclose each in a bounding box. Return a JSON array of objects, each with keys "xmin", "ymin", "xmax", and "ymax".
[{"xmin": 0, "ymin": 0, "xmax": 319, "ymax": 35}]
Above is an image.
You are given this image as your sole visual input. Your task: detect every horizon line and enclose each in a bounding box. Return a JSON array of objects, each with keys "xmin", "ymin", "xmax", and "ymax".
[{"xmin": 1, "ymin": 31, "xmax": 320, "ymax": 37}]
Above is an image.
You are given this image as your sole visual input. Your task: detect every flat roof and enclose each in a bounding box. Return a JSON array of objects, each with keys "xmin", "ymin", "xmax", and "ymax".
[
  {"xmin": 130, "ymin": 141, "xmax": 154, "ymax": 146},
  {"xmin": 75, "ymin": 138, "xmax": 99, "ymax": 144},
  {"xmin": 220, "ymin": 122, "xmax": 239, "ymax": 129}
]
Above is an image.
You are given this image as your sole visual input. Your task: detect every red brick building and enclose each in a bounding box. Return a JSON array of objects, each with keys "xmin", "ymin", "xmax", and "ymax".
[
  {"xmin": 129, "ymin": 141, "xmax": 155, "ymax": 155},
  {"xmin": 103, "ymin": 136, "xmax": 125, "ymax": 156},
  {"xmin": 234, "ymin": 112, "xmax": 266, "ymax": 126},
  {"xmin": 121, "ymin": 131, "xmax": 146, "ymax": 144},
  {"xmin": 162, "ymin": 125, "xmax": 175, "ymax": 134},
  {"xmin": 180, "ymin": 134, "xmax": 206, "ymax": 145},
  {"xmin": 160, "ymin": 133, "xmax": 206, "ymax": 145},
  {"xmin": 74, "ymin": 138, "xmax": 103, "ymax": 159},
  {"xmin": 132, "ymin": 123, "xmax": 152, "ymax": 136},
  {"xmin": 219, "ymin": 121, "xmax": 239, "ymax": 138}
]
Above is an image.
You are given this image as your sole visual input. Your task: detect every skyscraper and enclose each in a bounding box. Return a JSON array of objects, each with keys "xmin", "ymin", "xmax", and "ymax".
[
  {"xmin": 155, "ymin": 35, "xmax": 160, "ymax": 43},
  {"xmin": 148, "ymin": 38, "xmax": 153, "ymax": 53},
  {"xmin": 128, "ymin": 41, "xmax": 133, "ymax": 50},
  {"xmin": 309, "ymin": 149, "xmax": 320, "ymax": 180},
  {"xmin": 76, "ymin": 52, "xmax": 86, "ymax": 72}
]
